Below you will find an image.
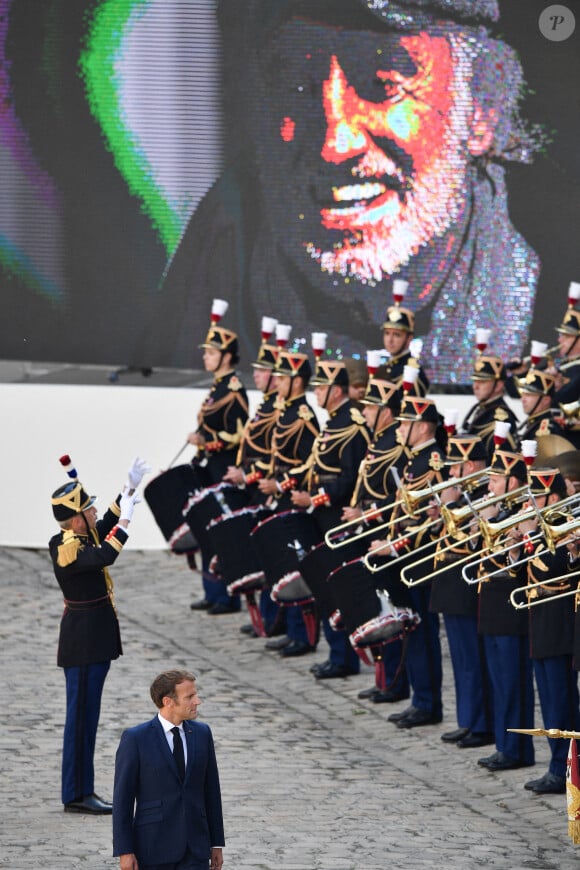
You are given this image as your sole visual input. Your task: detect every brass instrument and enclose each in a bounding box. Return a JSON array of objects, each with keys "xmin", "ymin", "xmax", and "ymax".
[
  {"xmin": 323, "ymin": 468, "xmax": 487, "ymax": 549},
  {"xmin": 440, "ymin": 486, "xmax": 529, "ymax": 540},
  {"xmin": 510, "ymin": 570, "xmax": 580, "ymax": 610}
]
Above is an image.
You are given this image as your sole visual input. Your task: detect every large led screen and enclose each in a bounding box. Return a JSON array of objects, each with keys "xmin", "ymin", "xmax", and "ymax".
[{"xmin": 1, "ymin": 0, "xmax": 579, "ymax": 385}]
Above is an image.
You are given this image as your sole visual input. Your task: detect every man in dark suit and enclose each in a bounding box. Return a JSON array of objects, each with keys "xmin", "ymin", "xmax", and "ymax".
[{"xmin": 113, "ymin": 670, "xmax": 225, "ymax": 870}]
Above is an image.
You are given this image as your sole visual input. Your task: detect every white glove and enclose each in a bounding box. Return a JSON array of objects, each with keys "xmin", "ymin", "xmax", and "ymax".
[
  {"xmin": 119, "ymin": 490, "xmax": 142, "ymax": 523},
  {"xmin": 127, "ymin": 456, "xmax": 152, "ymax": 490}
]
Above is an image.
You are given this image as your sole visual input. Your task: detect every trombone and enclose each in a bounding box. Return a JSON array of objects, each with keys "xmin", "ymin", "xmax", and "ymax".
[
  {"xmin": 463, "ymin": 496, "xmax": 580, "ymax": 584},
  {"xmin": 378, "ymin": 487, "xmax": 528, "ymax": 585},
  {"xmin": 324, "ymin": 468, "xmax": 487, "ymax": 549},
  {"xmin": 510, "ymin": 570, "xmax": 580, "ymax": 610}
]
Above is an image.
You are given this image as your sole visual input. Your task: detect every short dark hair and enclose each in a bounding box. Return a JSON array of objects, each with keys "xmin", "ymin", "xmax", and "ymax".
[{"xmin": 150, "ymin": 670, "xmax": 196, "ymax": 708}]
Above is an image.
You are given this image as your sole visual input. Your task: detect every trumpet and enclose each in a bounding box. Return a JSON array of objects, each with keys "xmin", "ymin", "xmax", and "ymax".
[
  {"xmin": 324, "ymin": 468, "xmax": 487, "ymax": 549},
  {"xmin": 510, "ymin": 570, "xmax": 580, "ymax": 609},
  {"xmin": 507, "ymin": 343, "xmax": 560, "ymax": 370}
]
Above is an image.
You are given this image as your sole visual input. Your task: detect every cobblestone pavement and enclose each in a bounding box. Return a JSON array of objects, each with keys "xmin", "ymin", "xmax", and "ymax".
[{"xmin": 1, "ymin": 546, "xmax": 579, "ymax": 870}]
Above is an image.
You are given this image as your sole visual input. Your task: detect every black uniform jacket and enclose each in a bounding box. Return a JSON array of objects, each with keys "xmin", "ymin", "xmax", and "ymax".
[
  {"xmin": 294, "ymin": 399, "xmax": 370, "ymax": 533},
  {"xmin": 461, "ymin": 397, "xmax": 519, "ymax": 460},
  {"xmin": 376, "ymin": 351, "xmax": 429, "ymax": 396},
  {"xmin": 196, "ymin": 370, "xmax": 249, "ymax": 482},
  {"xmin": 527, "ymin": 537, "xmax": 576, "ymax": 659},
  {"xmin": 429, "ymin": 481, "xmax": 489, "ymax": 617},
  {"xmin": 477, "ymin": 508, "xmax": 528, "ymax": 637},
  {"xmin": 49, "ymin": 501, "xmax": 126, "ymax": 668}
]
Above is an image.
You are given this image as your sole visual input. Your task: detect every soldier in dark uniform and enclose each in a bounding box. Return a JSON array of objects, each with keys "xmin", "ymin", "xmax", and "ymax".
[
  {"xmin": 461, "ymin": 355, "xmax": 519, "ymax": 460},
  {"xmin": 377, "ymin": 304, "xmax": 430, "ymax": 396},
  {"xmin": 348, "ymin": 376, "xmax": 409, "ymax": 702},
  {"xmin": 344, "ymin": 356, "xmax": 369, "ymax": 407},
  {"xmin": 429, "ymin": 435, "xmax": 494, "ymax": 748},
  {"xmin": 507, "ymin": 468, "xmax": 580, "ymax": 794},
  {"xmin": 290, "ymin": 358, "xmax": 371, "ymax": 675},
  {"xmin": 186, "ymin": 312, "xmax": 249, "ymax": 614},
  {"xmin": 516, "ymin": 368, "xmax": 574, "ymax": 462},
  {"xmin": 50, "ymin": 461, "xmax": 144, "ymax": 814},
  {"xmin": 475, "ymin": 449, "xmax": 535, "ymax": 771},
  {"xmin": 254, "ymin": 350, "xmax": 321, "ymax": 654},
  {"xmin": 551, "ymin": 306, "xmax": 580, "ymax": 448},
  {"xmin": 219, "ymin": 335, "xmax": 282, "ymax": 636},
  {"xmin": 369, "ymin": 396, "xmax": 448, "ymax": 728}
]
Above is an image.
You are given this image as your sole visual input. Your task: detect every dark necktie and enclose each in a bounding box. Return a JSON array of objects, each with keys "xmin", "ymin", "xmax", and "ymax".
[{"xmin": 171, "ymin": 726, "xmax": 185, "ymax": 781}]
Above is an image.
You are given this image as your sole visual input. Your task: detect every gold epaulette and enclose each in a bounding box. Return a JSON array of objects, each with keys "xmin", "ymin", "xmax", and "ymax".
[{"xmin": 57, "ymin": 530, "xmax": 82, "ymax": 567}]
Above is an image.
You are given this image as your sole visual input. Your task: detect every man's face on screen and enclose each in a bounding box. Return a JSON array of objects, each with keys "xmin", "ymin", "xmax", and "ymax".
[{"xmin": 255, "ymin": 18, "xmax": 479, "ymax": 289}]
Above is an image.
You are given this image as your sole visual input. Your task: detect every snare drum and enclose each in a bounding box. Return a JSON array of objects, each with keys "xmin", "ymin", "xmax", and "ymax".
[
  {"xmin": 206, "ymin": 505, "xmax": 271, "ymax": 594},
  {"xmin": 184, "ymin": 482, "xmax": 250, "ymax": 558},
  {"xmin": 250, "ymin": 510, "xmax": 320, "ymax": 601},
  {"xmin": 299, "ymin": 537, "xmax": 366, "ymax": 618},
  {"xmin": 144, "ymin": 464, "xmax": 206, "ymax": 552}
]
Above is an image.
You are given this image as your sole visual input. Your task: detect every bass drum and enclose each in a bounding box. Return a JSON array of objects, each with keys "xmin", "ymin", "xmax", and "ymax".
[
  {"xmin": 144, "ymin": 463, "xmax": 207, "ymax": 553},
  {"xmin": 206, "ymin": 505, "xmax": 271, "ymax": 593},
  {"xmin": 250, "ymin": 510, "xmax": 320, "ymax": 601}
]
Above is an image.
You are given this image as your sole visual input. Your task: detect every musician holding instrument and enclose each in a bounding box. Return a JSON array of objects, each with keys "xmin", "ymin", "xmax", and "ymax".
[
  {"xmin": 254, "ymin": 350, "xmax": 321, "ymax": 656},
  {"xmin": 367, "ymin": 396, "xmax": 448, "ymax": 729},
  {"xmin": 507, "ymin": 468, "xmax": 580, "ymax": 794},
  {"xmin": 305, "ymin": 374, "xmax": 410, "ymax": 696},
  {"xmin": 516, "ymin": 368, "xmax": 573, "ymax": 462},
  {"xmin": 428, "ymin": 435, "xmax": 495, "ymax": 749},
  {"xmin": 475, "ymin": 449, "xmax": 536, "ymax": 772},
  {"xmin": 220, "ymin": 327, "xmax": 283, "ymax": 637},
  {"xmin": 461, "ymin": 355, "xmax": 519, "ymax": 460},
  {"xmin": 290, "ymin": 358, "xmax": 371, "ymax": 676},
  {"xmin": 186, "ymin": 305, "xmax": 249, "ymax": 614}
]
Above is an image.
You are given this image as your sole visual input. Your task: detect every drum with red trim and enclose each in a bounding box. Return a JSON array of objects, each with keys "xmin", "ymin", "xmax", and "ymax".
[
  {"xmin": 206, "ymin": 505, "xmax": 271, "ymax": 593},
  {"xmin": 144, "ymin": 464, "xmax": 206, "ymax": 553},
  {"xmin": 299, "ymin": 537, "xmax": 367, "ymax": 618},
  {"xmin": 184, "ymin": 482, "xmax": 250, "ymax": 558},
  {"xmin": 250, "ymin": 509, "xmax": 320, "ymax": 601}
]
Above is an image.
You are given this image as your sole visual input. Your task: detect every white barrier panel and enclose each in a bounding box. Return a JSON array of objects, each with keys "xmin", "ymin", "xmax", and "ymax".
[{"xmin": 0, "ymin": 383, "xmax": 520, "ymax": 550}]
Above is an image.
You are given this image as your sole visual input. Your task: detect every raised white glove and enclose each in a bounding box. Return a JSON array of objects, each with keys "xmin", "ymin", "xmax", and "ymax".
[
  {"xmin": 119, "ymin": 490, "xmax": 142, "ymax": 523},
  {"xmin": 127, "ymin": 456, "xmax": 152, "ymax": 490}
]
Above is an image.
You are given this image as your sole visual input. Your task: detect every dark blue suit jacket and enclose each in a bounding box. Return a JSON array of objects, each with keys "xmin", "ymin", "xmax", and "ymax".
[{"xmin": 112, "ymin": 716, "xmax": 224, "ymax": 864}]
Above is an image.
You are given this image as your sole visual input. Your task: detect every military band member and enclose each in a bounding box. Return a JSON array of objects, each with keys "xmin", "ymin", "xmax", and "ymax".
[
  {"xmin": 187, "ymin": 309, "xmax": 249, "ymax": 613},
  {"xmin": 290, "ymin": 358, "xmax": 371, "ymax": 675},
  {"xmin": 222, "ymin": 335, "xmax": 282, "ymax": 636},
  {"xmin": 516, "ymin": 368, "xmax": 573, "ymax": 461},
  {"xmin": 223, "ymin": 340, "xmax": 280, "ymax": 497},
  {"xmin": 475, "ymin": 449, "xmax": 535, "ymax": 771},
  {"xmin": 366, "ymin": 396, "xmax": 448, "ymax": 728},
  {"xmin": 377, "ymin": 303, "xmax": 430, "ymax": 397},
  {"xmin": 255, "ymin": 350, "xmax": 321, "ymax": 656},
  {"xmin": 552, "ymin": 299, "xmax": 580, "ymax": 408},
  {"xmin": 50, "ymin": 459, "xmax": 146, "ymax": 814},
  {"xmin": 429, "ymin": 435, "xmax": 494, "ymax": 748},
  {"xmin": 507, "ymin": 468, "xmax": 580, "ymax": 794},
  {"xmin": 550, "ymin": 305, "xmax": 580, "ymax": 449},
  {"xmin": 461, "ymin": 355, "xmax": 519, "ymax": 460},
  {"xmin": 350, "ymin": 377, "xmax": 409, "ymax": 702}
]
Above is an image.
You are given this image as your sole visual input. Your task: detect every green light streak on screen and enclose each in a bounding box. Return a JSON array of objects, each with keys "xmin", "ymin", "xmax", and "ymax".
[
  {"xmin": 79, "ymin": 0, "xmax": 181, "ymax": 254},
  {"xmin": 0, "ymin": 235, "xmax": 63, "ymax": 303}
]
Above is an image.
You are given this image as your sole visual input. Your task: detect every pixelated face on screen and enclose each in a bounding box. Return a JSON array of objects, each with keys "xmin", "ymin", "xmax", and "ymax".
[{"xmin": 253, "ymin": 13, "xmax": 493, "ymax": 297}]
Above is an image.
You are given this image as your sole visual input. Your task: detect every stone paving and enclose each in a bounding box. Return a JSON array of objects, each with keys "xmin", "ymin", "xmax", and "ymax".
[{"xmin": 1, "ymin": 545, "xmax": 579, "ymax": 870}]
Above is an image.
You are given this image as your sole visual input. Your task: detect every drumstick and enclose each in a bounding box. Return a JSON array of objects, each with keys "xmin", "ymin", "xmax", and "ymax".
[{"xmin": 167, "ymin": 442, "xmax": 191, "ymax": 468}]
